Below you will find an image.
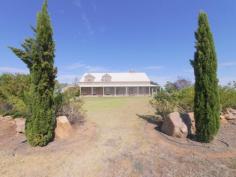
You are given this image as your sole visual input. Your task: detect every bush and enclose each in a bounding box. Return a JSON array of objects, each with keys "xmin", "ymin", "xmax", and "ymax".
[
  {"xmin": 64, "ymin": 87, "xmax": 80, "ymax": 98},
  {"xmin": 151, "ymin": 90, "xmax": 179, "ymax": 119},
  {"xmin": 55, "ymin": 86, "xmax": 84, "ymax": 124},
  {"xmin": 164, "ymin": 79, "xmax": 192, "ymax": 92},
  {"xmin": 58, "ymin": 98, "xmax": 84, "ymax": 124},
  {"xmin": 176, "ymin": 87, "xmax": 194, "ymax": 112},
  {"xmin": 0, "ymin": 73, "xmax": 30, "ymax": 117},
  {"xmin": 151, "ymin": 87, "xmax": 194, "ymax": 118},
  {"xmin": 152, "ymin": 82, "xmax": 236, "ymax": 120},
  {"xmin": 0, "ymin": 73, "xmax": 84, "ymax": 124},
  {"xmin": 219, "ymin": 85, "xmax": 236, "ymax": 111}
]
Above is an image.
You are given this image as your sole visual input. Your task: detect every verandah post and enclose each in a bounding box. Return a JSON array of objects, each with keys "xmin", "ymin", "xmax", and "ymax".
[{"xmin": 91, "ymin": 87, "xmax": 94, "ymax": 96}]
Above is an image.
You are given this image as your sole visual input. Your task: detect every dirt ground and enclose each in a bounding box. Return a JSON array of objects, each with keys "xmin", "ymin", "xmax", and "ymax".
[{"xmin": 0, "ymin": 97, "xmax": 236, "ymax": 177}]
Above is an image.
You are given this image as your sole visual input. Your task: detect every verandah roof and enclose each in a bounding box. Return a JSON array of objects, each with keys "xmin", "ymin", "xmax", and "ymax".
[{"xmin": 79, "ymin": 84, "xmax": 158, "ymax": 87}]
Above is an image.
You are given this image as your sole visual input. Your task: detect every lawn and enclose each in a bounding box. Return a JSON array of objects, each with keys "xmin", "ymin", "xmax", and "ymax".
[
  {"xmin": 1, "ymin": 96, "xmax": 236, "ymax": 177},
  {"xmin": 82, "ymin": 96, "xmax": 150, "ymax": 112}
]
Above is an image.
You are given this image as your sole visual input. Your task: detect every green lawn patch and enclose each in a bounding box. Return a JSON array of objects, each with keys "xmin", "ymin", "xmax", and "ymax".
[{"xmin": 82, "ymin": 96, "xmax": 149, "ymax": 112}]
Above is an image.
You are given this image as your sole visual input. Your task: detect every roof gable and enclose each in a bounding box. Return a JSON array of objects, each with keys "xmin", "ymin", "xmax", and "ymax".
[{"xmin": 80, "ymin": 72, "xmax": 150, "ymax": 82}]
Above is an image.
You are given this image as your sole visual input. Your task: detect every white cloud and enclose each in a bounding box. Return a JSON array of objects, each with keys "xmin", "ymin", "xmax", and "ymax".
[
  {"xmin": 0, "ymin": 67, "xmax": 28, "ymax": 74},
  {"xmin": 66, "ymin": 63, "xmax": 86, "ymax": 70},
  {"xmin": 85, "ymin": 65, "xmax": 107, "ymax": 72},
  {"xmin": 66, "ymin": 62, "xmax": 109, "ymax": 72},
  {"xmin": 81, "ymin": 13, "xmax": 94, "ymax": 35},
  {"xmin": 73, "ymin": 0, "xmax": 95, "ymax": 35}
]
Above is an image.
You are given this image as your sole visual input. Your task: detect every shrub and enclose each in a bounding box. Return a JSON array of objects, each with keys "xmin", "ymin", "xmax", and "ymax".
[
  {"xmin": 55, "ymin": 86, "xmax": 84, "ymax": 124},
  {"xmin": 151, "ymin": 90, "xmax": 179, "ymax": 119},
  {"xmin": 152, "ymin": 84, "xmax": 236, "ymax": 120},
  {"xmin": 64, "ymin": 87, "xmax": 80, "ymax": 98},
  {"xmin": 0, "ymin": 73, "xmax": 30, "ymax": 117},
  {"xmin": 5, "ymin": 96, "xmax": 28, "ymax": 117},
  {"xmin": 164, "ymin": 79, "xmax": 192, "ymax": 92},
  {"xmin": 151, "ymin": 87, "xmax": 194, "ymax": 119},
  {"xmin": 10, "ymin": 1, "xmax": 56, "ymax": 146},
  {"xmin": 191, "ymin": 12, "xmax": 220, "ymax": 142},
  {"xmin": 176, "ymin": 87, "xmax": 194, "ymax": 112},
  {"xmin": 58, "ymin": 98, "xmax": 84, "ymax": 124},
  {"xmin": 219, "ymin": 85, "xmax": 236, "ymax": 111},
  {"xmin": 54, "ymin": 84, "xmax": 84, "ymax": 123}
]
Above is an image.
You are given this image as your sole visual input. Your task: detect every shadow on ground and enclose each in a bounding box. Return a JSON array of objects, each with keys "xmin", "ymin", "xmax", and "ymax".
[
  {"xmin": 137, "ymin": 114, "xmax": 163, "ymax": 131},
  {"xmin": 138, "ymin": 113, "xmax": 198, "ymax": 140}
]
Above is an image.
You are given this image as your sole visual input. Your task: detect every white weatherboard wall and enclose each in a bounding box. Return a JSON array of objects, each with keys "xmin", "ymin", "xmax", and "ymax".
[{"xmin": 79, "ymin": 72, "xmax": 158, "ymax": 96}]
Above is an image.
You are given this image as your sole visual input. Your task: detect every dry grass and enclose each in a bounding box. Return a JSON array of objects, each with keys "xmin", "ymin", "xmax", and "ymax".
[{"xmin": 0, "ymin": 96, "xmax": 236, "ymax": 177}]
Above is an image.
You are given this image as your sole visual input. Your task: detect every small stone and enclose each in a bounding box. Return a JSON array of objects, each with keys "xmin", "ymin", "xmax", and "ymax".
[
  {"xmin": 220, "ymin": 115, "xmax": 228, "ymax": 124},
  {"xmin": 224, "ymin": 108, "xmax": 236, "ymax": 120},
  {"xmin": 14, "ymin": 118, "xmax": 25, "ymax": 133}
]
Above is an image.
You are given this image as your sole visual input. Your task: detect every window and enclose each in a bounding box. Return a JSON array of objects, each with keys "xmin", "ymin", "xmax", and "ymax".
[
  {"xmin": 85, "ymin": 74, "xmax": 95, "ymax": 82},
  {"xmin": 101, "ymin": 74, "xmax": 112, "ymax": 82}
]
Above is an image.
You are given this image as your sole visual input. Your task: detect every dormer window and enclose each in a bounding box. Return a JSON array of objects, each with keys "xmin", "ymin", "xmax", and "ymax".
[
  {"xmin": 101, "ymin": 74, "xmax": 112, "ymax": 82},
  {"xmin": 85, "ymin": 74, "xmax": 95, "ymax": 82}
]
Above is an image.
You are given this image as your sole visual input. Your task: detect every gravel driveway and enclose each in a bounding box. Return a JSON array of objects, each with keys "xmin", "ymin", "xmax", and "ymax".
[{"xmin": 0, "ymin": 97, "xmax": 236, "ymax": 177}]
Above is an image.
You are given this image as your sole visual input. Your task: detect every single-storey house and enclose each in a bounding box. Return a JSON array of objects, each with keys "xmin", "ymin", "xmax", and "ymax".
[{"xmin": 79, "ymin": 72, "xmax": 159, "ymax": 96}]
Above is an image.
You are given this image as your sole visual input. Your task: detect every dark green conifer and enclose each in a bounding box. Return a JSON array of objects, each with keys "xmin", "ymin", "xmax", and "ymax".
[
  {"xmin": 191, "ymin": 12, "xmax": 220, "ymax": 142},
  {"xmin": 10, "ymin": 0, "xmax": 56, "ymax": 146}
]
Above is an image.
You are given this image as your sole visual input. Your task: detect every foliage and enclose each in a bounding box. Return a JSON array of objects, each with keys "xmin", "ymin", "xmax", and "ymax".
[
  {"xmin": 164, "ymin": 81, "xmax": 177, "ymax": 93},
  {"xmin": 151, "ymin": 87, "xmax": 194, "ymax": 119},
  {"xmin": 151, "ymin": 90, "xmax": 178, "ymax": 119},
  {"xmin": 164, "ymin": 78, "xmax": 192, "ymax": 92},
  {"xmin": 58, "ymin": 98, "xmax": 84, "ymax": 124},
  {"xmin": 10, "ymin": 0, "xmax": 56, "ymax": 146},
  {"xmin": 190, "ymin": 12, "xmax": 220, "ymax": 143},
  {"xmin": 152, "ymin": 83, "xmax": 236, "ymax": 121},
  {"xmin": 64, "ymin": 87, "xmax": 80, "ymax": 98},
  {"xmin": 174, "ymin": 78, "xmax": 192, "ymax": 90},
  {"xmin": 219, "ymin": 84, "xmax": 236, "ymax": 111},
  {"xmin": 55, "ymin": 87, "xmax": 84, "ymax": 124},
  {"xmin": 0, "ymin": 74, "xmax": 30, "ymax": 117},
  {"xmin": 176, "ymin": 87, "xmax": 194, "ymax": 112}
]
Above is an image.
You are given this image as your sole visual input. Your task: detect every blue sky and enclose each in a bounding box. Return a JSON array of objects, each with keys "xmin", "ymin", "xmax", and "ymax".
[{"xmin": 0, "ymin": 0, "xmax": 236, "ymax": 85}]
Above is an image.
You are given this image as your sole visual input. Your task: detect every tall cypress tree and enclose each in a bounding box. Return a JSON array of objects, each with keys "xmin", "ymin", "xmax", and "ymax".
[
  {"xmin": 191, "ymin": 12, "xmax": 220, "ymax": 143},
  {"xmin": 10, "ymin": 0, "xmax": 56, "ymax": 146}
]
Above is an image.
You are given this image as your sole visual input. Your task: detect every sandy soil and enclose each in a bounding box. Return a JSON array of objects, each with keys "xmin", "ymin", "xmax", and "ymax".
[{"xmin": 0, "ymin": 97, "xmax": 236, "ymax": 177}]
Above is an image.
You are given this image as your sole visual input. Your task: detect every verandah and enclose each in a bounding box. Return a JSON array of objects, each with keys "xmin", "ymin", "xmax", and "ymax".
[{"xmin": 80, "ymin": 86, "xmax": 153, "ymax": 96}]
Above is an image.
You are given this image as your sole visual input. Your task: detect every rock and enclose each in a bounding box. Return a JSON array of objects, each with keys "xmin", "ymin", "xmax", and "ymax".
[
  {"xmin": 220, "ymin": 114, "xmax": 228, "ymax": 124},
  {"xmin": 182, "ymin": 112, "xmax": 196, "ymax": 136},
  {"xmin": 14, "ymin": 118, "xmax": 25, "ymax": 133},
  {"xmin": 1, "ymin": 116, "xmax": 15, "ymax": 126},
  {"xmin": 224, "ymin": 108, "xmax": 236, "ymax": 120},
  {"xmin": 55, "ymin": 116, "xmax": 73, "ymax": 139},
  {"xmin": 161, "ymin": 112, "xmax": 188, "ymax": 138},
  {"xmin": 3, "ymin": 115, "xmax": 13, "ymax": 120}
]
